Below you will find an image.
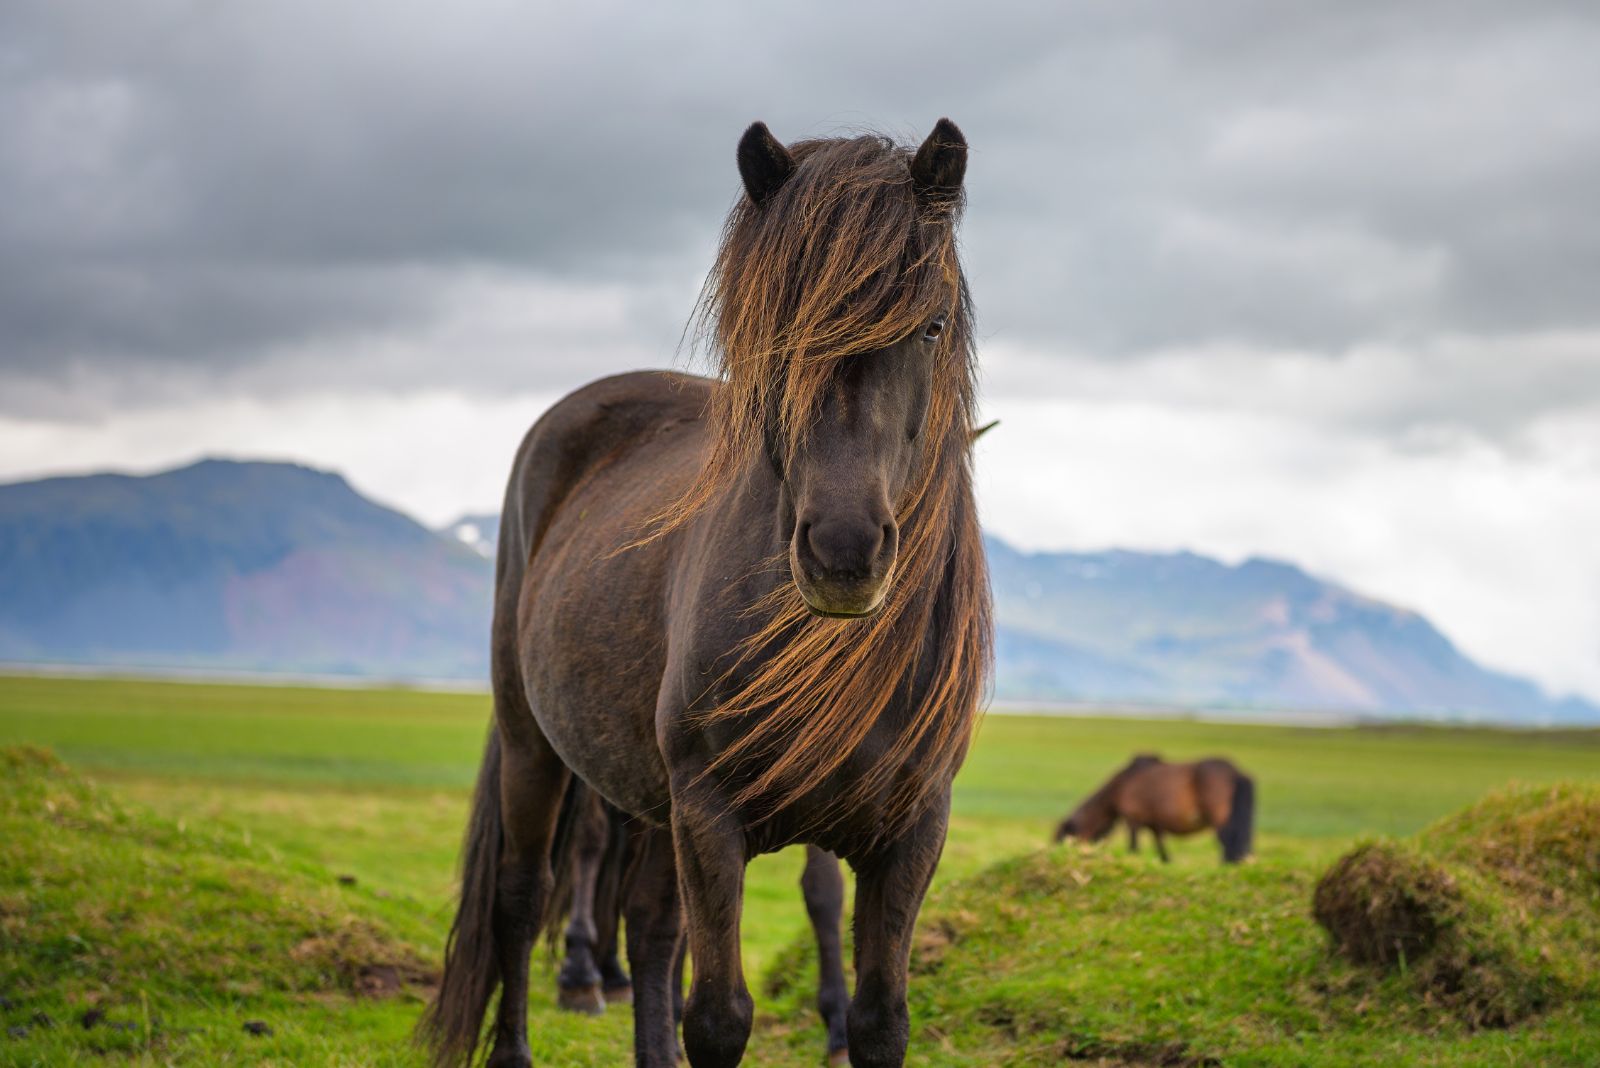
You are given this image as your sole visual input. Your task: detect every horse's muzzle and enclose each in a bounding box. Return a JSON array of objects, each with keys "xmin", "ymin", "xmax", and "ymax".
[{"xmin": 791, "ymin": 516, "xmax": 897, "ymax": 618}]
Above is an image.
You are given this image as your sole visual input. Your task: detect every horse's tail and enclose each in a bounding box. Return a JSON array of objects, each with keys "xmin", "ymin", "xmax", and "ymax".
[
  {"xmin": 417, "ymin": 726, "xmax": 505, "ymax": 1067},
  {"xmin": 1220, "ymin": 771, "xmax": 1255, "ymax": 863}
]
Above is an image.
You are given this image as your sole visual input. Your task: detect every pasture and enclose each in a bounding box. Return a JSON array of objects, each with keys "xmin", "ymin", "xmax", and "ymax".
[{"xmin": 3, "ymin": 673, "xmax": 1598, "ymax": 1065}]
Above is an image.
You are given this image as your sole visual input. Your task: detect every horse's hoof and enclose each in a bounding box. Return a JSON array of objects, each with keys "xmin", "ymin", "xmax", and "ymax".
[
  {"xmin": 485, "ymin": 1048, "xmax": 532, "ymax": 1068},
  {"xmin": 603, "ymin": 982, "xmax": 634, "ymax": 1005},
  {"xmin": 826, "ymin": 1049, "xmax": 850, "ymax": 1067},
  {"xmin": 556, "ymin": 983, "xmax": 606, "ymax": 1015}
]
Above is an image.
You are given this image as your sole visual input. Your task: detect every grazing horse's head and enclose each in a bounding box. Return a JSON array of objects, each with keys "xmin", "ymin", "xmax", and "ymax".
[
  {"xmin": 1053, "ymin": 803, "xmax": 1117, "ymax": 845},
  {"xmin": 695, "ymin": 119, "xmax": 973, "ymax": 618},
  {"xmin": 1052, "ymin": 754, "xmax": 1163, "ymax": 844}
]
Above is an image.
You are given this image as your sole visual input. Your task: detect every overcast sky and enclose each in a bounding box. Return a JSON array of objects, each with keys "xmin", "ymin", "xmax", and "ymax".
[{"xmin": 3, "ymin": 1, "xmax": 1598, "ymax": 702}]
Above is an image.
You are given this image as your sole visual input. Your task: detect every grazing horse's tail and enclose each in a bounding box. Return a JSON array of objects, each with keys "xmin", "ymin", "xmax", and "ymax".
[
  {"xmin": 1220, "ymin": 771, "xmax": 1255, "ymax": 863},
  {"xmin": 417, "ymin": 726, "xmax": 506, "ymax": 1067}
]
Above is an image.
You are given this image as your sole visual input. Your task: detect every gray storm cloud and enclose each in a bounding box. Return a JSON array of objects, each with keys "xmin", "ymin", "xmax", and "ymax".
[{"xmin": 2, "ymin": 0, "xmax": 1599, "ymax": 436}]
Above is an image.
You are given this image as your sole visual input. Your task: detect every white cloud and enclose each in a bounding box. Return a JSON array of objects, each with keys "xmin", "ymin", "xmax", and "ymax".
[{"xmin": 974, "ymin": 389, "xmax": 1600, "ymax": 704}]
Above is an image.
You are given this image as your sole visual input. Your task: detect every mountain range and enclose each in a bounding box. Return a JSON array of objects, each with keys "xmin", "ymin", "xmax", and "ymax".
[
  {"xmin": 0, "ymin": 459, "xmax": 1592, "ymax": 723},
  {"xmin": 0, "ymin": 460, "xmax": 490, "ymax": 679}
]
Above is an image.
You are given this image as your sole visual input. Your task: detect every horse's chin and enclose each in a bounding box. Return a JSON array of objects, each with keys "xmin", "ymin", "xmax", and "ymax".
[
  {"xmin": 802, "ymin": 601, "xmax": 882, "ymax": 620},
  {"xmin": 795, "ymin": 580, "xmax": 888, "ymax": 620}
]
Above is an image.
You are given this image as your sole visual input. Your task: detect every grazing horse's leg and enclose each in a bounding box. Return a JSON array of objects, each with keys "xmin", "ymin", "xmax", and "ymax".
[
  {"xmin": 1152, "ymin": 829, "xmax": 1170, "ymax": 864},
  {"xmin": 674, "ymin": 811, "xmax": 754, "ymax": 1068},
  {"xmin": 801, "ymin": 846, "xmax": 850, "ymax": 1065},
  {"xmin": 556, "ymin": 789, "xmax": 608, "ymax": 1014},
  {"xmin": 1126, "ymin": 823, "xmax": 1140, "ymax": 854},
  {"xmin": 626, "ymin": 826, "xmax": 684, "ymax": 1068},
  {"xmin": 487, "ymin": 723, "xmax": 571, "ymax": 1068},
  {"xmin": 847, "ymin": 807, "xmax": 948, "ymax": 1068}
]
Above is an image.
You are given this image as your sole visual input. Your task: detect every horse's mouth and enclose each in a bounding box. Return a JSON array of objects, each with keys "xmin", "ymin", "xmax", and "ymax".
[
  {"xmin": 794, "ymin": 575, "xmax": 890, "ymax": 620},
  {"xmin": 801, "ymin": 599, "xmax": 884, "ymax": 620}
]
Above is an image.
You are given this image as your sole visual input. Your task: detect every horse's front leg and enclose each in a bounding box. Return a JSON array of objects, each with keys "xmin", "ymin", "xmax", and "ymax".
[
  {"xmin": 847, "ymin": 805, "xmax": 948, "ymax": 1068},
  {"xmin": 673, "ymin": 802, "xmax": 754, "ymax": 1068}
]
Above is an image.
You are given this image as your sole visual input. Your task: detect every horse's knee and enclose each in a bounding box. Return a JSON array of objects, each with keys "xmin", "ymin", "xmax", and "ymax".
[
  {"xmin": 847, "ymin": 990, "xmax": 910, "ymax": 1067},
  {"xmin": 682, "ymin": 986, "xmax": 753, "ymax": 1068}
]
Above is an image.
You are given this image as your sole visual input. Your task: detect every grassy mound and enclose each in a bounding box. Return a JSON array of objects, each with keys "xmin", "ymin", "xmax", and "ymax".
[
  {"xmin": 1313, "ymin": 783, "xmax": 1600, "ymax": 1030},
  {"xmin": 0, "ymin": 747, "xmax": 436, "ymax": 1062},
  {"xmin": 756, "ymin": 786, "xmax": 1600, "ymax": 1066}
]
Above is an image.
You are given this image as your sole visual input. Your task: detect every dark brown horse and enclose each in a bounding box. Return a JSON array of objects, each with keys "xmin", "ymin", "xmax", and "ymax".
[
  {"xmin": 418, "ymin": 118, "xmax": 991, "ymax": 1068},
  {"xmin": 551, "ymin": 789, "xmax": 851, "ymax": 1064},
  {"xmin": 1052, "ymin": 754, "xmax": 1255, "ymax": 864}
]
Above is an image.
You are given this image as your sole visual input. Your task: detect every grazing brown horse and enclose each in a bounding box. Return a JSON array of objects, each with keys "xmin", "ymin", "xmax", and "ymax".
[
  {"xmin": 1052, "ymin": 754, "xmax": 1255, "ymax": 864},
  {"xmin": 418, "ymin": 118, "xmax": 991, "ymax": 1068},
  {"xmin": 552, "ymin": 789, "xmax": 851, "ymax": 1064}
]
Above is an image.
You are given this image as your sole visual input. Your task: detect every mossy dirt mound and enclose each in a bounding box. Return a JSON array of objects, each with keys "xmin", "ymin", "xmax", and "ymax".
[
  {"xmin": 0, "ymin": 747, "xmax": 436, "ymax": 1057},
  {"xmin": 1313, "ymin": 783, "xmax": 1600, "ymax": 1029}
]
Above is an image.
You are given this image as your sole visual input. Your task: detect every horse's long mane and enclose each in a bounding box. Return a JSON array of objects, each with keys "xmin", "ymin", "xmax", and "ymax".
[{"xmin": 665, "ymin": 132, "xmax": 992, "ymax": 836}]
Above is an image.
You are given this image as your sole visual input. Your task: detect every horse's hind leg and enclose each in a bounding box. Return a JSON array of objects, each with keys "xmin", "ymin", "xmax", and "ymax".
[
  {"xmin": 1152, "ymin": 829, "xmax": 1170, "ymax": 864},
  {"xmin": 626, "ymin": 826, "xmax": 684, "ymax": 1068},
  {"xmin": 1126, "ymin": 823, "xmax": 1140, "ymax": 854},
  {"xmin": 488, "ymin": 721, "xmax": 572, "ymax": 1068},
  {"xmin": 556, "ymin": 788, "xmax": 609, "ymax": 1014},
  {"xmin": 801, "ymin": 846, "xmax": 850, "ymax": 1066}
]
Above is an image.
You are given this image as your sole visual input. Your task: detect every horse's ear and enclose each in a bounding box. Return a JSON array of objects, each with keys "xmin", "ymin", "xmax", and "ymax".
[
  {"xmin": 737, "ymin": 121, "xmax": 796, "ymax": 207},
  {"xmin": 910, "ymin": 118, "xmax": 967, "ymax": 207}
]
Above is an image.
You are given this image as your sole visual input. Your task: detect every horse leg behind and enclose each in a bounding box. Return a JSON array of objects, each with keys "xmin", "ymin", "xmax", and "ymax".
[
  {"xmin": 801, "ymin": 846, "xmax": 850, "ymax": 1066},
  {"xmin": 1151, "ymin": 828, "xmax": 1171, "ymax": 864},
  {"xmin": 556, "ymin": 786, "xmax": 609, "ymax": 1014},
  {"xmin": 1126, "ymin": 822, "xmax": 1140, "ymax": 854}
]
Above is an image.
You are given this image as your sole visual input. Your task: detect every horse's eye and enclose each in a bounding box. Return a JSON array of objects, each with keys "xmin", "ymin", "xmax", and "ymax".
[{"xmin": 922, "ymin": 318, "xmax": 945, "ymax": 342}]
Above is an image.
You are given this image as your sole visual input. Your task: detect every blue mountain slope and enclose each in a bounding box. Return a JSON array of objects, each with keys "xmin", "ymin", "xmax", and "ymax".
[
  {"xmin": 0, "ymin": 460, "xmax": 491, "ymax": 679},
  {"xmin": 985, "ymin": 536, "xmax": 1597, "ymax": 723}
]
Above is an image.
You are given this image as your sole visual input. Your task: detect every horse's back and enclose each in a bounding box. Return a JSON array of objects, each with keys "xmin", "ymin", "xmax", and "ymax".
[{"xmin": 499, "ymin": 371, "xmax": 714, "ymax": 568}]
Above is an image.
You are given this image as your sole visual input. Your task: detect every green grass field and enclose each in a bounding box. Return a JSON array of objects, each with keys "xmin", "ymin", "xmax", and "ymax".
[{"xmin": 3, "ymin": 673, "xmax": 1598, "ymax": 1065}]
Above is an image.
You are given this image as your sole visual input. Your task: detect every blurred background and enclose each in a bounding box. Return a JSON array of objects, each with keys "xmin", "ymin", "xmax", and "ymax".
[
  {"xmin": 2, "ymin": 3, "xmax": 1599, "ymax": 1065},
  {"xmin": 2, "ymin": 1, "xmax": 1597, "ymax": 721}
]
